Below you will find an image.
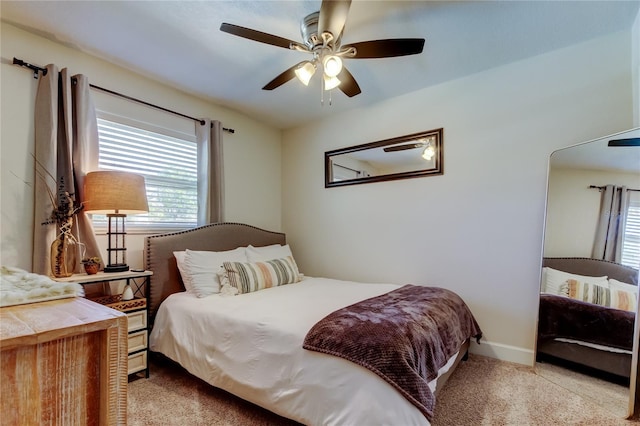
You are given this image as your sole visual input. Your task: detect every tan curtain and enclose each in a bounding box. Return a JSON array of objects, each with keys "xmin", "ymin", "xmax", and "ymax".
[
  {"xmin": 70, "ymin": 74, "xmax": 101, "ymax": 264},
  {"xmin": 32, "ymin": 65, "xmax": 101, "ymax": 275},
  {"xmin": 32, "ymin": 65, "xmax": 58, "ymax": 275},
  {"xmin": 592, "ymin": 184, "xmax": 629, "ymax": 262},
  {"xmin": 195, "ymin": 119, "xmax": 224, "ymax": 225}
]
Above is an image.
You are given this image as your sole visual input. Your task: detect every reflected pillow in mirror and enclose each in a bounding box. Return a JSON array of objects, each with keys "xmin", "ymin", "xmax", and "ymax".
[
  {"xmin": 609, "ymin": 278, "xmax": 638, "ymax": 295},
  {"xmin": 565, "ymin": 279, "xmax": 610, "ymax": 305},
  {"xmin": 542, "ymin": 267, "xmax": 608, "ymax": 295},
  {"xmin": 611, "ymin": 289, "xmax": 638, "ymax": 312},
  {"xmin": 566, "ymin": 279, "xmax": 637, "ymax": 312}
]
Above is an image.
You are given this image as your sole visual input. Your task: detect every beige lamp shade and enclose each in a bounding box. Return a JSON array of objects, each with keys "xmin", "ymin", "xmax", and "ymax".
[{"xmin": 83, "ymin": 171, "xmax": 149, "ymax": 214}]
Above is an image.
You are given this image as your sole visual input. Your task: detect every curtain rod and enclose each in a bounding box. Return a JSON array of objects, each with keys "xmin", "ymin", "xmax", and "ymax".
[
  {"xmin": 589, "ymin": 185, "xmax": 640, "ymax": 192},
  {"xmin": 334, "ymin": 163, "xmax": 360, "ymax": 173},
  {"xmin": 12, "ymin": 57, "xmax": 235, "ymax": 134}
]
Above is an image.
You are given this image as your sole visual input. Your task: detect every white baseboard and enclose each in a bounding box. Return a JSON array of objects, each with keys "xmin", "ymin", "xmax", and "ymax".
[{"xmin": 468, "ymin": 339, "xmax": 535, "ymax": 366}]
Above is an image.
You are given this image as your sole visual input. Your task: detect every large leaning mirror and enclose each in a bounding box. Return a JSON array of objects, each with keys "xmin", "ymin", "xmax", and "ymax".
[
  {"xmin": 536, "ymin": 128, "xmax": 640, "ymax": 418},
  {"xmin": 325, "ymin": 128, "xmax": 443, "ymax": 187}
]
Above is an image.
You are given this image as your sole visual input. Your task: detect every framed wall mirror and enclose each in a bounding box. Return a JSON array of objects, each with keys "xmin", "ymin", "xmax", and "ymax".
[
  {"xmin": 325, "ymin": 128, "xmax": 443, "ymax": 188},
  {"xmin": 536, "ymin": 128, "xmax": 640, "ymax": 419}
]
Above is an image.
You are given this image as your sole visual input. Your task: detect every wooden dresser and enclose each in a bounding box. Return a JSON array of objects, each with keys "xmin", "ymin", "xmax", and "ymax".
[{"xmin": 0, "ymin": 297, "xmax": 128, "ymax": 425}]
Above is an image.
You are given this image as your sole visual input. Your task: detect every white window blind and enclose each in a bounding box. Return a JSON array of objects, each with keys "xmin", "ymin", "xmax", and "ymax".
[
  {"xmin": 95, "ymin": 117, "xmax": 198, "ymax": 231},
  {"xmin": 621, "ymin": 200, "xmax": 640, "ymax": 269}
]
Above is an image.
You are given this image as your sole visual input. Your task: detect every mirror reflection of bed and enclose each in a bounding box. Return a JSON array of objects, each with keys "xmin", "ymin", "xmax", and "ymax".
[{"xmin": 536, "ymin": 128, "xmax": 640, "ymax": 418}]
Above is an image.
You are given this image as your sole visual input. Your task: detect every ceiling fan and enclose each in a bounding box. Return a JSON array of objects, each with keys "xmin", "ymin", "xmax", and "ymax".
[
  {"xmin": 383, "ymin": 136, "xmax": 436, "ymax": 160},
  {"xmin": 219, "ymin": 0, "xmax": 425, "ymax": 98},
  {"xmin": 383, "ymin": 142, "xmax": 426, "ymax": 152},
  {"xmin": 608, "ymin": 138, "xmax": 640, "ymax": 147}
]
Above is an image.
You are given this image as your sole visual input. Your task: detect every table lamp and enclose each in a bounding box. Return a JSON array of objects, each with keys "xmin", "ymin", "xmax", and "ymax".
[{"xmin": 83, "ymin": 171, "xmax": 149, "ymax": 272}]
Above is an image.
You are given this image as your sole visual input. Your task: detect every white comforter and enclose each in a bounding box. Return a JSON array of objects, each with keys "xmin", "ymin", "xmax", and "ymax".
[{"xmin": 150, "ymin": 277, "xmax": 455, "ymax": 426}]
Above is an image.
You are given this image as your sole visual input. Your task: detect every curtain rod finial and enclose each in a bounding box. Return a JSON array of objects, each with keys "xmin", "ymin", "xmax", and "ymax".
[{"xmin": 13, "ymin": 57, "xmax": 47, "ymax": 78}]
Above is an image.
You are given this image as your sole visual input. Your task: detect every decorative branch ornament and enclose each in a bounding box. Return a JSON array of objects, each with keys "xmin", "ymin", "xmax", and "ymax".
[{"xmin": 34, "ymin": 156, "xmax": 85, "ymax": 277}]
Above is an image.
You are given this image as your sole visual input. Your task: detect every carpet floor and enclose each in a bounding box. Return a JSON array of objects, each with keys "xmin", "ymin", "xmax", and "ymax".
[
  {"xmin": 128, "ymin": 354, "xmax": 636, "ymax": 425},
  {"xmin": 535, "ymin": 361, "xmax": 628, "ymax": 418}
]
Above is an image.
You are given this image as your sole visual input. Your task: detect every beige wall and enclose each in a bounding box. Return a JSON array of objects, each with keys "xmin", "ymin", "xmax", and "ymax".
[
  {"xmin": 1, "ymin": 16, "xmax": 638, "ymax": 367},
  {"xmin": 281, "ymin": 30, "xmax": 636, "ymax": 364},
  {"xmin": 544, "ymin": 167, "xmax": 640, "ymax": 258},
  {"xmin": 0, "ymin": 22, "xmax": 282, "ymax": 271}
]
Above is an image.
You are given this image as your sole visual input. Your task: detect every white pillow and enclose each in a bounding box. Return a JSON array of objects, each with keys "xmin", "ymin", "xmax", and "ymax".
[
  {"xmin": 184, "ymin": 247, "xmax": 248, "ymax": 297},
  {"xmin": 609, "ymin": 278, "xmax": 638, "ymax": 295},
  {"xmin": 542, "ymin": 267, "xmax": 608, "ymax": 295},
  {"xmin": 173, "ymin": 251, "xmax": 193, "ymax": 292},
  {"xmin": 246, "ymin": 244, "xmax": 294, "ymax": 262}
]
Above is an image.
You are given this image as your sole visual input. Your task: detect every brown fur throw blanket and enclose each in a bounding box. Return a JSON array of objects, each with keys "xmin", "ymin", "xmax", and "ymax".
[{"xmin": 303, "ymin": 284, "xmax": 482, "ymax": 421}]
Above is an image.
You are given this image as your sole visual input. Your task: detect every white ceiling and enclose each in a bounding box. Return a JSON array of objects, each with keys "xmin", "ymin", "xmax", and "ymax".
[
  {"xmin": 551, "ymin": 129, "xmax": 640, "ymax": 174},
  {"xmin": 1, "ymin": 1, "xmax": 639, "ymax": 129}
]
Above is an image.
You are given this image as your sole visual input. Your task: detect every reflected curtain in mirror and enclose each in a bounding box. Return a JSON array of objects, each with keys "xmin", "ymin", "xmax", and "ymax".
[{"xmin": 592, "ymin": 184, "xmax": 629, "ymax": 263}]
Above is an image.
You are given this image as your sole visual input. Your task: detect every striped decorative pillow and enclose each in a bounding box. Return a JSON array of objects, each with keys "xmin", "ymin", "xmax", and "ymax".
[
  {"xmin": 545, "ymin": 267, "xmax": 608, "ymax": 295},
  {"xmin": 611, "ymin": 288, "xmax": 637, "ymax": 313},
  {"xmin": 221, "ymin": 256, "xmax": 301, "ymax": 294},
  {"xmin": 566, "ymin": 279, "xmax": 637, "ymax": 312},
  {"xmin": 566, "ymin": 279, "xmax": 610, "ymax": 306}
]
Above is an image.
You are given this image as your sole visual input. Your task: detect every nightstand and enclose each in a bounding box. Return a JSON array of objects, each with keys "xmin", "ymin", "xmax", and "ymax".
[{"xmin": 54, "ymin": 270, "xmax": 153, "ymax": 379}]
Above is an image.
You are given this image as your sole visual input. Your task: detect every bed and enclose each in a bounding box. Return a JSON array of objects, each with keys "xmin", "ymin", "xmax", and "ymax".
[
  {"xmin": 145, "ymin": 222, "xmax": 481, "ymax": 425},
  {"xmin": 536, "ymin": 257, "xmax": 639, "ymax": 379}
]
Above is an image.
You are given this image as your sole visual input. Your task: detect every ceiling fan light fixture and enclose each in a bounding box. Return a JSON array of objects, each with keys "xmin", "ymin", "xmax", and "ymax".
[
  {"xmin": 322, "ymin": 55, "xmax": 342, "ymax": 78},
  {"xmin": 294, "ymin": 61, "xmax": 316, "ymax": 86},
  {"xmin": 220, "ymin": 3, "xmax": 425, "ymax": 102},
  {"xmin": 323, "ymin": 74, "xmax": 341, "ymax": 91},
  {"xmin": 422, "ymin": 144, "xmax": 435, "ymax": 161}
]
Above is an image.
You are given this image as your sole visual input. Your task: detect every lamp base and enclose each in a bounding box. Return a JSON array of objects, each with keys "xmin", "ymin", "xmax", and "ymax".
[{"xmin": 104, "ymin": 264, "xmax": 130, "ymax": 273}]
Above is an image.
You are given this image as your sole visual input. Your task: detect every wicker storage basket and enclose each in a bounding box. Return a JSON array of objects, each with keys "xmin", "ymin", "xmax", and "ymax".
[{"xmin": 90, "ymin": 294, "xmax": 146, "ymax": 312}]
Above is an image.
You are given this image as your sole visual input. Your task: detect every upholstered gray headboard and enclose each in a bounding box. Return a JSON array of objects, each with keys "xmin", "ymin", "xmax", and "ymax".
[
  {"xmin": 543, "ymin": 257, "xmax": 638, "ymax": 285},
  {"xmin": 145, "ymin": 222, "xmax": 286, "ymax": 321}
]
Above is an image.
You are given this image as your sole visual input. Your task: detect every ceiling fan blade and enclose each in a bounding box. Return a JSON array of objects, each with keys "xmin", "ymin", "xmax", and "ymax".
[
  {"xmin": 262, "ymin": 62, "xmax": 306, "ymax": 91},
  {"xmin": 220, "ymin": 23, "xmax": 298, "ymax": 49},
  {"xmin": 383, "ymin": 143, "xmax": 426, "ymax": 152},
  {"xmin": 318, "ymin": 0, "xmax": 351, "ymax": 45},
  {"xmin": 344, "ymin": 39, "xmax": 426, "ymax": 59},
  {"xmin": 608, "ymin": 138, "xmax": 640, "ymax": 147},
  {"xmin": 337, "ymin": 67, "xmax": 361, "ymax": 97}
]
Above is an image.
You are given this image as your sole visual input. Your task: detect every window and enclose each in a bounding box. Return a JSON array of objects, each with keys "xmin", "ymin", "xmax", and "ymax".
[
  {"xmin": 94, "ymin": 117, "xmax": 198, "ymax": 231},
  {"xmin": 621, "ymin": 200, "xmax": 640, "ymax": 268}
]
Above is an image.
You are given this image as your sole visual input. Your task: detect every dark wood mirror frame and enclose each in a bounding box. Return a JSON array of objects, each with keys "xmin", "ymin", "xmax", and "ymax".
[{"xmin": 325, "ymin": 128, "xmax": 443, "ymax": 188}]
